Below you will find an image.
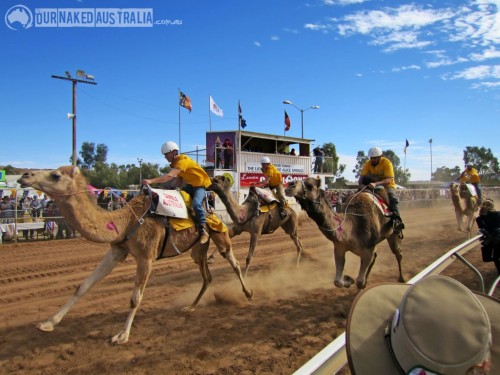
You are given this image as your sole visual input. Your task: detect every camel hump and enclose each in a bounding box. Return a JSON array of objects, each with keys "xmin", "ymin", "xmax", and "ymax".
[
  {"xmin": 359, "ymin": 191, "xmax": 391, "ymax": 216},
  {"xmin": 251, "ymin": 186, "xmax": 279, "ymax": 204},
  {"xmin": 149, "ymin": 188, "xmax": 189, "ymax": 219}
]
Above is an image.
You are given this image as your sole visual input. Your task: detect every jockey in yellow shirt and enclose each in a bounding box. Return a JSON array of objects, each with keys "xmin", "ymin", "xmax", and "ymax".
[
  {"xmin": 358, "ymin": 147, "xmax": 404, "ymax": 231},
  {"xmin": 259, "ymin": 157, "xmax": 288, "ymax": 219},
  {"xmin": 142, "ymin": 141, "xmax": 211, "ymax": 244},
  {"xmin": 459, "ymin": 162, "xmax": 482, "ymax": 204}
]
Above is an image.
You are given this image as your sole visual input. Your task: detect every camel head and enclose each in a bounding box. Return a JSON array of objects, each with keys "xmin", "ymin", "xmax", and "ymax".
[
  {"xmin": 18, "ymin": 166, "xmax": 84, "ymax": 199},
  {"xmin": 284, "ymin": 177, "xmax": 322, "ymax": 202},
  {"xmin": 211, "ymin": 175, "xmax": 233, "ymax": 192},
  {"xmin": 479, "ymin": 199, "xmax": 495, "ymax": 216}
]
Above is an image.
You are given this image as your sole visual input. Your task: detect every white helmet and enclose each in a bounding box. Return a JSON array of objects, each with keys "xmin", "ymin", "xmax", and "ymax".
[
  {"xmin": 260, "ymin": 156, "xmax": 271, "ymax": 164},
  {"xmin": 161, "ymin": 141, "xmax": 179, "ymax": 154},
  {"xmin": 368, "ymin": 147, "xmax": 383, "ymax": 158},
  {"xmin": 466, "ymin": 162, "xmax": 473, "ymax": 167}
]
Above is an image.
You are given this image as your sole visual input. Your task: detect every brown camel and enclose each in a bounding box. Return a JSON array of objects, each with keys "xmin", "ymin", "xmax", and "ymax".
[
  {"xmin": 450, "ymin": 182, "xmax": 479, "ymax": 236},
  {"xmin": 285, "ymin": 177, "xmax": 404, "ymax": 289},
  {"xmin": 209, "ymin": 175, "xmax": 305, "ymax": 277},
  {"xmin": 18, "ymin": 166, "xmax": 252, "ymax": 344}
]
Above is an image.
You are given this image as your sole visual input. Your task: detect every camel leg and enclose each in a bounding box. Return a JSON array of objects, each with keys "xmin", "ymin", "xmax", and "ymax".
[
  {"xmin": 355, "ymin": 248, "xmax": 376, "ymax": 289},
  {"xmin": 364, "ymin": 251, "xmax": 378, "ymax": 284},
  {"xmin": 212, "ymin": 232, "xmax": 253, "ymax": 299},
  {"xmin": 387, "ymin": 235, "xmax": 405, "ymax": 282},
  {"xmin": 333, "ymin": 246, "xmax": 347, "ymax": 288},
  {"xmin": 243, "ymin": 234, "xmax": 259, "ymax": 278},
  {"xmin": 183, "ymin": 245, "xmax": 212, "ymax": 312},
  {"xmin": 455, "ymin": 211, "xmax": 463, "ymax": 231},
  {"xmin": 282, "ymin": 218, "xmax": 306, "ymax": 267},
  {"xmin": 111, "ymin": 256, "xmax": 153, "ymax": 344},
  {"xmin": 37, "ymin": 247, "xmax": 128, "ymax": 333}
]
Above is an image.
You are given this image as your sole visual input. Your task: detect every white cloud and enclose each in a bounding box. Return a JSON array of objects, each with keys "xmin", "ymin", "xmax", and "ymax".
[
  {"xmin": 271, "ymin": 36, "xmax": 280, "ymax": 41},
  {"xmin": 392, "ymin": 64, "xmax": 421, "ymax": 72},
  {"xmin": 450, "ymin": 64, "xmax": 500, "ymax": 80},
  {"xmin": 324, "ymin": 0, "xmax": 368, "ymax": 5},
  {"xmin": 254, "ymin": 41, "xmax": 261, "ymax": 47},
  {"xmin": 469, "ymin": 46, "xmax": 500, "ymax": 61}
]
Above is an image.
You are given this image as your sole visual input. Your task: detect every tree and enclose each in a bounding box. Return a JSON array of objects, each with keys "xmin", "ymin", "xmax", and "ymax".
[
  {"xmin": 463, "ymin": 146, "xmax": 499, "ymax": 183},
  {"xmin": 432, "ymin": 166, "xmax": 461, "ymax": 182},
  {"xmin": 353, "ymin": 151, "xmax": 368, "ymax": 178},
  {"xmin": 321, "ymin": 142, "xmax": 340, "ymax": 175},
  {"xmin": 78, "ymin": 142, "xmax": 108, "ymax": 170}
]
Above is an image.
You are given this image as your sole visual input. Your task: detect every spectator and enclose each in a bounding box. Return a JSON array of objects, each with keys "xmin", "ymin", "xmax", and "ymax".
[
  {"xmin": 223, "ymin": 138, "xmax": 233, "ymax": 169},
  {"xmin": 313, "ymin": 147, "xmax": 324, "ymax": 173},
  {"xmin": 0, "ymin": 196, "xmax": 15, "ymax": 223},
  {"xmin": 290, "ymin": 148, "xmax": 296, "ymax": 156},
  {"xmin": 29, "ymin": 195, "xmax": 42, "ymax": 238},
  {"xmin": 346, "ymin": 275, "xmax": 499, "ymax": 375},
  {"xmin": 214, "ymin": 139, "xmax": 223, "ymax": 169}
]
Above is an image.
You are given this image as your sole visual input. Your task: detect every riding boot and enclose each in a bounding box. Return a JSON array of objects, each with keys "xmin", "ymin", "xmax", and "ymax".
[
  {"xmin": 277, "ymin": 201, "xmax": 288, "ymax": 219},
  {"xmin": 388, "ymin": 195, "xmax": 405, "ymax": 231},
  {"xmin": 198, "ymin": 224, "xmax": 209, "ymax": 244}
]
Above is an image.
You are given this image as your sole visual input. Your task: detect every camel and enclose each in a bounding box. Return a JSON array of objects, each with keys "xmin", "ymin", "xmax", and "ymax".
[
  {"xmin": 209, "ymin": 175, "xmax": 305, "ymax": 277},
  {"xmin": 285, "ymin": 177, "xmax": 404, "ymax": 289},
  {"xmin": 18, "ymin": 166, "xmax": 252, "ymax": 344},
  {"xmin": 450, "ymin": 182, "xmax": 479, "ymax": 236}
]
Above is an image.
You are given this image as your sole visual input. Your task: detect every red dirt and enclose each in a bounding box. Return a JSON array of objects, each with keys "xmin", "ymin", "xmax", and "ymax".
[{"xmin": 0, "ymin": 202, "xmax": 498, "ymax": 375}]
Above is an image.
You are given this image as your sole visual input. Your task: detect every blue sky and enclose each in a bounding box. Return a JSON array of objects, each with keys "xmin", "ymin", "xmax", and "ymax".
[{"xmin": 1, "ymin": 0, "xmax": 499, "ymax": 181}]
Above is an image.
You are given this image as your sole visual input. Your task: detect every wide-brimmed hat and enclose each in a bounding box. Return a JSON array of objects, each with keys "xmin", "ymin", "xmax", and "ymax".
[{"xmin": 346, "ymin": 275, "xmax": 500, "ymax": 374}]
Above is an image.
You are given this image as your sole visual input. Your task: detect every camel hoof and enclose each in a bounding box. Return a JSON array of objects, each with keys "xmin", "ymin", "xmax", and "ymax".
[
  {"xmin": 207, "ymin": 257, "xmax": 215, "ymax": 265},
  {"xmin": 110, "ymin": 331, "xmax": 129, "ymax": 345},
  {"xmin": 344, "ymin": 275, "xmax": 355, "ymax": 288},
  {"xmin": 245, "ymin": 289, "xmax": 254, "ymax": 300},
  {"xmin": 37, "ymin": 321, "xmax": 55, "ymax": 332},
  {"xmin": 182, "ymin": 305, "xmax": 196, "ymax": 312},
  {"xmin": 334, "ymin": 280, "xmax": 344, "ymax": 288}
]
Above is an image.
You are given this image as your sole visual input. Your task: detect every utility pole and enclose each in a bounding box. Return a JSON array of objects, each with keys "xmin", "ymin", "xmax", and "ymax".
[
  {"xmin": 52, "ymin": 71, "xmax": 97, "ymax": 166},
  {"xmin": 137, "ymin": 158, "xmax": 143, "ymax": 186}
]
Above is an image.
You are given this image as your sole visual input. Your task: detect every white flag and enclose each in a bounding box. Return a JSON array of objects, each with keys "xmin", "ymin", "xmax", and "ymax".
[{"xmin": 209, "ymin": 95, "xmax": 224, "ymax": 117}]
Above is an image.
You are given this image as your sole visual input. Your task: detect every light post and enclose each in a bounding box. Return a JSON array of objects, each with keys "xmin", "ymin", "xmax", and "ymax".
[
  {"xmin": 282, "ymin": 100, "xmax": 319, "ymax": 138},
  {"xmin": 52, "ymin": 70, "xmax": 97, "ymax": 166},
  {"xmin": 429, "ymin": 138, "xmax": 433, "ymax": 182},
  {"xmin": 137, "ymin": 158, "xmax": 143, "ymax": 185}
]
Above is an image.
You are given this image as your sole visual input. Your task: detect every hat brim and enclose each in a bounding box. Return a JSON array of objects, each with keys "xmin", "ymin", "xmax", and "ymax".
[{"xmin": 346, "ymin": 283, "xmax": 500, "ymax": 375}]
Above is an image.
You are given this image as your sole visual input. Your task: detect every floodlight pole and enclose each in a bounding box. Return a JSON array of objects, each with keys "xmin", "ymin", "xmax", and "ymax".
[
  {"xmin": 51, "ymin": 74, "xmax": 97, "ymax": 166},
  {"xmin": 282, "ymin": 100, "xmax": 319, "ymax": 138}
]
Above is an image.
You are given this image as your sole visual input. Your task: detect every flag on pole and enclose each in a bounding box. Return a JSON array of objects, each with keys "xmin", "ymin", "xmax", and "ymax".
[
  {"xmin": 209, "ymin": 95, "xmax": 223, "ymax": 117},
  {"xmin": 284, "ymin": 110, "xmax": 291, "ymax": 131},
  {"xmin": 179, "ymin": 91, "xmax": 192, "ymax": 112},
  {"xmin": 404, "ymin": 139, "xmax": 409, "ymax": 154},
  {"xmin": 238, "ymin": 101, "xmax": 247, "ymax": 128}
]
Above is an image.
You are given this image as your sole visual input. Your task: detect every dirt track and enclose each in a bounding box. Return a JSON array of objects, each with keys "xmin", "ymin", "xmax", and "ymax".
[{"xmin": 0, "ymin": 202, "xmax": 499, "ymax": 375}]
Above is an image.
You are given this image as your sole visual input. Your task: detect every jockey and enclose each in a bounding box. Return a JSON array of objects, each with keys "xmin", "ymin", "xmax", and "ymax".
[
  {"xmin": 460, "ymin": 162, "xmax": 483, "ymax": 205},
  {"xmin": 142, "ymin": 141, "xmax": 211, "ymax": 244},
  {"xmin": 358, "ymin": 147, "xmax": 404, "ymax": 231}
]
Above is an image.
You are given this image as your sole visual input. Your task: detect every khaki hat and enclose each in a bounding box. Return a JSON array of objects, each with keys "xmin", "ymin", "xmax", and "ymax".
[{"xmin": 346, "ymin": 275, "xmax": 499, "ymax": 375}]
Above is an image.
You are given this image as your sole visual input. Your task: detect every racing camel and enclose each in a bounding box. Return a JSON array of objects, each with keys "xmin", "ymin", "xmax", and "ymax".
[
  {"xmin": 210, "ymin": 175, "xmax": 305, "ymax": 277},
  {"xmin": 18, "ymin": 166, "xmax": 252, "ymax": 344},
  {"xmin": 285, "ymin": 177, "xmax": 404, "ymax": 289},
  {"xmin": 450, "ymin": 182, "xmax": 479, "ymax": 237}
]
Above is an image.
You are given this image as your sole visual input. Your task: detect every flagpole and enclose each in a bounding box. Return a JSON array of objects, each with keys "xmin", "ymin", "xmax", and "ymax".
[
  {"xmin": 208, "ymin": 94, "xmax": 212, "ymax": 131},
  {"xmin": 238, "ymin": 99, "xmax": 241, "ymax": 131},
  {"xmin": 178, "ymin": 88, "xmax": 181, "ymax": 152}
]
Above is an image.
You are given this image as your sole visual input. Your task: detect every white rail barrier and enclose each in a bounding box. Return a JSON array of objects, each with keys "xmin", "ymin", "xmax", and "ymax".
[{"xmin": 293, "ymin": 235, "xmax": 484, "ymax": 375}]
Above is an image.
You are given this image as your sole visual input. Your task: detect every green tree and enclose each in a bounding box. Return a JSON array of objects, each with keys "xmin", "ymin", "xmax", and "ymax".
[
  {"xmin": 353, "ymin": 151, "xmax": 368, "ymax": 178},
  {"xmin": 432, "ymin": 166, "xmax": 461, "ymax": 182},
  {"xmin": 78, "ymin": 142, "xmax": 108, "ymax": 170},
  {"xmin": 321, "ymin": 142, "xmax": 339, "ymax": 175},
  {"xmin": 463, "ymin": 146, "xmax": 499, "ymax": 183},
  {"xmin": 383, "ymin": 149, "xmax": 410, "ymax": 185}
]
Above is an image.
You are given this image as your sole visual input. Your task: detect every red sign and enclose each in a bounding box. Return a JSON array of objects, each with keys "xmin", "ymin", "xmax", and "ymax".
[{"xmin": 239, "ymin": 173, "xmax": 308, "ymax": 187}]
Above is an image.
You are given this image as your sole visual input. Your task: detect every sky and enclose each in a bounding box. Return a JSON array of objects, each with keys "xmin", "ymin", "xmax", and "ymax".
[{"xmin": 1, "ymin": 0, "xmax": 499, "ymax": 182}]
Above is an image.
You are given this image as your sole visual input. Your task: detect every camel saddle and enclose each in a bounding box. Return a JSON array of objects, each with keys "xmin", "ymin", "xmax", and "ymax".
[
  {"xmin": 357, "ymin": 186, "xmax": 391, "ymax": 217},
  {"xmin": 149, "ymin": 188, "xmax": 189, "ymax": 219},
  {"xmin": 460, "ymin": 182, "xmax": 478, "ymax": 198}
]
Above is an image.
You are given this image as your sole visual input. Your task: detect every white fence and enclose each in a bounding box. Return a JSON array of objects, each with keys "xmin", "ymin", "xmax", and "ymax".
[{"xmin": 292, "ymin": 235, "xmax": 499, "ymax": 375}]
